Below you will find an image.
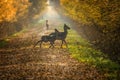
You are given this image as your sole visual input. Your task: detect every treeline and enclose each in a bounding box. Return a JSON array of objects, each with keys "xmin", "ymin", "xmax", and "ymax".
[
  {"xmin": 60, "ymin": 0, "xmax": 120, "ymax": 62},
  {"xmin": 0, "ymin": 0, "xmax": 46, "ymax": 38}
]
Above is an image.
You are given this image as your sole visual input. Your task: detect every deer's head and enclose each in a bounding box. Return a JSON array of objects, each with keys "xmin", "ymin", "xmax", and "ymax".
[{"xmin": 64, "ymin": 24, "xmax": 70, "ymax": 30}]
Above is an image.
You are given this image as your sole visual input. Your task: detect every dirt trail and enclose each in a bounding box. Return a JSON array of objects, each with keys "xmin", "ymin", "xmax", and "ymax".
[
  {"xmin": 0, "ymin": 25, "xmax": 105, "ymax": 80},
  {"xmin": 0, "ymin": 48, "xmax": 103, "ymax": 80}
]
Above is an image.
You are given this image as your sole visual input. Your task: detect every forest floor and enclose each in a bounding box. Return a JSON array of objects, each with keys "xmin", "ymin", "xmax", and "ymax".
[{"xmin": 0, "ymin": 24, "xmax": 105, "ymax": 80}]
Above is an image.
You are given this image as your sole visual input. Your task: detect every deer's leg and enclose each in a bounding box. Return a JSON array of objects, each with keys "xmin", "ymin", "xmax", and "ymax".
[
  {"xmin": 33, "ymin": 40, "xmax": 40, "ymax": 48},
  {"xmin": 39, "ymin": 41, "xmax": 42, "ymax": 48},
  {"xmin": 52, "ymin": 42, "xmax": 54, "ymax": 48},
  {"xmin": 49, "ymin": 42, "xmax": 52, "ymax": 48},
  {"xmin": 49, "ymin": 42, "xmax": 54, "ymax": 48},
  {"xmin": 61, "ymin": 40, "xmax": 64, "ymax": 48},
  {"xmin": 63, "ymin": 40, "xmax": 68, "ymax": 48},
  {"xmin": 49, "ymin": 41, "xmax": 52, "ymax": 48}
]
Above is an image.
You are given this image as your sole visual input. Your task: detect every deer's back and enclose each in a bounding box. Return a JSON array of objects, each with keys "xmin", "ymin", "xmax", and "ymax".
[
  {"xmin": 41, "ymin": 36, "xmax": 49, "ymax": 42},
  {"xmin": 56, "ymin": 32, "xmax": 67, "ymax": 40}
]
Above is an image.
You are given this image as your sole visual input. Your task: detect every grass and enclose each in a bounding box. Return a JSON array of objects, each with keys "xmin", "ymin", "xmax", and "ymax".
[
  {"xmin": 11, "ymin": 29, "xmax": 28, "ymax": 37},
  {"xmin": 0, "ymin": 39, "xmax": 8, "ymax": 48},
  {"xmin": 0, "ymin": 29, "xmax": 28, "ymax": 48},
  {"xmin": 65, "ymin": 28, "xmax": 120, "ymax": 79}
]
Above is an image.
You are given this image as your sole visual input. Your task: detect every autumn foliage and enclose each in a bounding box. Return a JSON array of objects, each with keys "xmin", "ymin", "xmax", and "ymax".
[
  {"xmin": 61, "ymin": 0, "xmax": 120, "ymax": 30},
  {"xmin": 0, "ymin": 0, "xmax": 46, "ymax": 38},
  {"xmin": 60, "ymin": 0, "xmax": 120, "ymax": 62},
  {"xmin": 0, "ymin": 0, "xmax": 30, "ymax": 22}
]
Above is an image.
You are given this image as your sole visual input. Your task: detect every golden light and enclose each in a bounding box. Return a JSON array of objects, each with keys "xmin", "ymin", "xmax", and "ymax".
[
  {"xmin": 46, "ymin": 0, "xmax": 50, "ymax": 5},
  {"xmin": 43, "ymin": 6, "xmax": 61, "ymax": 20}
]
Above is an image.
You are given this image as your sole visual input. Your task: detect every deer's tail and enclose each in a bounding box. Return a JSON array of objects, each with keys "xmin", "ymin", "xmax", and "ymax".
[{"xmin": 33, "ymin": 40, "xmax": 41, "ymax": 48}]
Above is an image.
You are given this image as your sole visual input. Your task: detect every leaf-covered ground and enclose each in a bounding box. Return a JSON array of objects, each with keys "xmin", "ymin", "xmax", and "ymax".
[{"xmin": 0, "ymin": 24, "xmax": 107, "ymax": 80}]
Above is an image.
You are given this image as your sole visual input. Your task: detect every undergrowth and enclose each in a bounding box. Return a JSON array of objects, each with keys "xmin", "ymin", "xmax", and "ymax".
[
  {"xmin": 66, "ymin": 27, "xmax": 120, "ymax": 79},
  {"xmin": 0, "ymin": 40, "xmax": 8, "ymax": 48}
]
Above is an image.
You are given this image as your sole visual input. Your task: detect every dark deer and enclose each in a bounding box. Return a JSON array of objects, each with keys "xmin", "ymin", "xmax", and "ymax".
[
  {"xmin": 33, "ymin": 29, "xmax": 58, "ymax": 48},
  {"xmin": 46, "ymin": 20, "xmax": 49, "ymax": 30},
  {"xmin": 33, "ymin": 24, "xmax": 70, "ymax": 48},
  {"xmin": 55, "ymin": 24, "xmax": 70, "ymax": 48}
]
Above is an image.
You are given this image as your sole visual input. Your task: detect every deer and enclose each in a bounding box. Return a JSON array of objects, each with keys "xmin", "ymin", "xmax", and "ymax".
[
  {"xmin": 33, "ymin": 29, "xmax": 58, "ymax": 48},
  {"xmin": 55, "ymin": 24, "xmax": 70, "ymax": 48},
  {"xmin": 33, "ymin": 24, "xmax": 70, "ymax": 48}
]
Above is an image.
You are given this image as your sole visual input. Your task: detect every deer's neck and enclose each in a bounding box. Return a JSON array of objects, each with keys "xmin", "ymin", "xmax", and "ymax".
[{"xmin": 64, "ymin": 29, "xmax": 68, "ymax": 34}]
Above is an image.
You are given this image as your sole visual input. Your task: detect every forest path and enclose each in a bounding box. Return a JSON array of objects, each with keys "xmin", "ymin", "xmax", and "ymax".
[
  {"xmin": 0, "ymin": 2, "xmax": 105, "ymax": 80},
  {"xmin": 0, "ymin": 24, "xmax": 104, "ymax": 80}
]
